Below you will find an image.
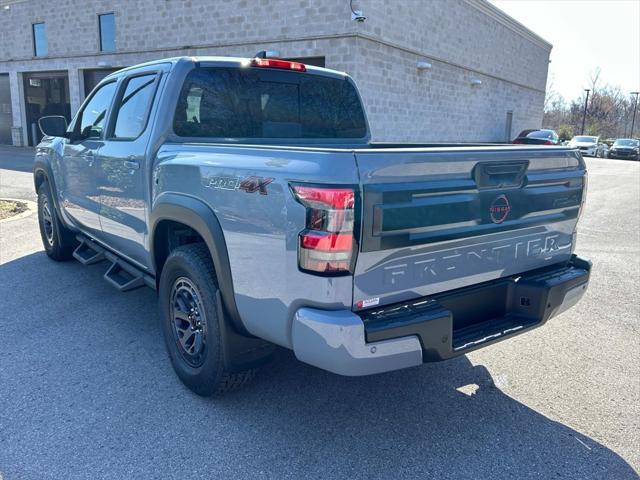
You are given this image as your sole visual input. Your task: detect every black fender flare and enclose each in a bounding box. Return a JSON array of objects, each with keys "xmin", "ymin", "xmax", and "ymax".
[
  {"xmin": 149, "ymin": 192, "xmax": 249, "ymax": 337},
  {"xmin": 33, "ymin": 159, "xmax": 67, "ymax": 224}
]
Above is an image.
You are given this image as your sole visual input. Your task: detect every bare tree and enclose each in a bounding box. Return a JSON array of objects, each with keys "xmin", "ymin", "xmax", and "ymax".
[{"xmin": 543, "ymin": 70, "xmax": 637, "ymax": 139}]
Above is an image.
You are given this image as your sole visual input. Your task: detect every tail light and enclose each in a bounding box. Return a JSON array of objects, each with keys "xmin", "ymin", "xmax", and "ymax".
[
  {"xmin": 250, "ymin": 58, "xmax": 306, "ymax": 72},
  {"xmin": 291, "ymin": 184, "xmax": 358, "ymax": 275},
  {"xmin": 543, "ymin": 140, "xmax": 554, "ymax": 145},
  {"xmin": 512, "ymin": 139, "xmax": 523, "ymax": 144}
]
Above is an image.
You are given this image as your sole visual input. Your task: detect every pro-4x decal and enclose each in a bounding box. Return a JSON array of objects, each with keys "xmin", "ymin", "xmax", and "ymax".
[
  {"xmin": 239, "ymin": 176, "xmax": 274, "ymax": 195},
  {"xmin": 203, "ymin": 175, "xmax": 274, "ymax": 195}
]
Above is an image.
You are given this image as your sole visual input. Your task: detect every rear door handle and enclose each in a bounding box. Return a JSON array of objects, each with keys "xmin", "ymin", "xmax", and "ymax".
[{"xmin": 124, "ymin": 159, "xmax": 140, "ymax": 170}]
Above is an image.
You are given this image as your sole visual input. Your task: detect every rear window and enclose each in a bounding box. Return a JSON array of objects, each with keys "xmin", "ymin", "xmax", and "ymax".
[
  {"xmin": 522, "ymin": 130, "xmax": 554, "ymax": 139},
  {"xmin": 173, "ymin": 67, "xmax": 367, "ymax": 139}
]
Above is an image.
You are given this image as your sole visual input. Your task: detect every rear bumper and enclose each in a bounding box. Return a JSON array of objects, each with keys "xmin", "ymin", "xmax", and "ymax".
[{"xmin": 292, "ymin": 255, "xmax": 591, "ymax": 376}]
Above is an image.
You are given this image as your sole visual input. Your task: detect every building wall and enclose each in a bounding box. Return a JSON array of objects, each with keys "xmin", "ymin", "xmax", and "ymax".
[
  {"xmin": 348, "ymin": 0, "xmax": 550, "ymax": 141},
  {"xmin": 355, "ymin": 0, "xmax": 551, "ymax": 92},
  {"xmin": 0, "ymin": 0, "xmax": 550, "ymax": 145},
  {"xmin": 352, "ymin": 36, "xmax": 545, "ymax": 142}
]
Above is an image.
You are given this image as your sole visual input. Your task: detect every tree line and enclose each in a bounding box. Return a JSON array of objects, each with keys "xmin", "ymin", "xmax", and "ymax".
[{"xmin": 543, "ymin": 70, "xmax": 639, "ymax": 140}]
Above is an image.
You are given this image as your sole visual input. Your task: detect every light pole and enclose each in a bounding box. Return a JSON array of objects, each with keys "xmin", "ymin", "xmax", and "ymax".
[
  {"xmin": 580, "ymin": 89, "xmax": 590, "ymax": 135},
  {"xmin": 630, "ymin": 91, "xmax": 639, "ymax": 138}
]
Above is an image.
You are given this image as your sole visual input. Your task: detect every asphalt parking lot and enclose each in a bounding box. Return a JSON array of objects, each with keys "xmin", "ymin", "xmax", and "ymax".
[{"xmin": 0, "ymin": 146, "xmax": 638, "ymax": 479}]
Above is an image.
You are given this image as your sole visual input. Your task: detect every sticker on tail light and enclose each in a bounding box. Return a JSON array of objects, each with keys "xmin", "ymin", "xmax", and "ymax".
[{"xmin": 356, "ymin": 297, "xmax": 380, "ymax": 309}]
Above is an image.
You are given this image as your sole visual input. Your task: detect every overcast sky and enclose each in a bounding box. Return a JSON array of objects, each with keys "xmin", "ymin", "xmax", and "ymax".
[{"xmin": 489, "ymin": 0, "xmax": 640, "ymax": 101}]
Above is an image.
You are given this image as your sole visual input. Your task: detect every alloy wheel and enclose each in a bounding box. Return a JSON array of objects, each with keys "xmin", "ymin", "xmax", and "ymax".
[
  {"xmin": 41, "ymin": 198, "xmax": 54, "ymax": 246},
  {"xmin": 170, "ymin": 277, "xmax": 208, "ymax": 368}
]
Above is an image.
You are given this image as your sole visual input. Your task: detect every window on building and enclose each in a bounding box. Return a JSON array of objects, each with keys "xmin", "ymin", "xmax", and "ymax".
[
  {"xmin": 76, "ymin": 81, "xmax": 117, "ymax": 140},
  {"xmin": 112, "ymin": 74, "xmax": 157, "ymax": 139},
  {"xmin": 173, "ymin": 67, "xmax": 366, "ymax": 139},
  {"xmin": 32, "ymin": 23, "xmax": 47, "ymax": 57},
  {"xmin": 99, "ymin": 13, "xmax": 116, "ymax": 52}
]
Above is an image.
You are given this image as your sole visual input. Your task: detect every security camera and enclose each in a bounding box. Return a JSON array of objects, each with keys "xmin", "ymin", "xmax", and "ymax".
[{"xmin": 351, "ymin": 10, "xmax": 366, "ymax": 22}]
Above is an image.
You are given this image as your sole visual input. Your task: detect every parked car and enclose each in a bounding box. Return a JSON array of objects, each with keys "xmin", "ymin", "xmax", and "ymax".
[
  {"xmin": 598, "ymin": 143, "xmax": 609, "ymax": 158},
  {"xmin": 33, "ymin": 56, "xmax": 591, "ymax": 396},
  {"xmin": 567, "ymin": 135, "xmax": 607, "ymax": 157},
  {"xmin": 608, "ymin": 138, "xmax": 640, "ymax": 160},
  {"xmin": 512, "ymin": 129, "xmax": 560, "ymax": 145}
]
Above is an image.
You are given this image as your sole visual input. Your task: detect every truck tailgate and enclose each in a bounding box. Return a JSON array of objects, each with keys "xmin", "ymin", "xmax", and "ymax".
[{"xmin": 352, "ymin": 147, "xmax": 586, "ymax": 310}]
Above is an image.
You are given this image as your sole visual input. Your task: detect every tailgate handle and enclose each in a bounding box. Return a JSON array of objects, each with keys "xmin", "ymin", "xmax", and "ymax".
[{"xmin": 475, "ymin": 161, "xmax": 529, "ymax": 189}]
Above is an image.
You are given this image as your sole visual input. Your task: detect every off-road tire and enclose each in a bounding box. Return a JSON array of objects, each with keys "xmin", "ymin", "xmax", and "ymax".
[
  {"xmin": 37, "ymin": 180, "xmax": 77, "ymax": 261},
  {"xmin": 159, "ymin": 243, "xmax": 255, "ymax": 396}
]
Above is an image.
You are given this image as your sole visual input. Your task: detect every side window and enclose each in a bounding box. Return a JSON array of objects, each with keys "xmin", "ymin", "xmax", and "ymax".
[
  {"xmin": 77, "ymin": 81, "xmax": 117, "ymax": 140},
  {"xmin": 112, "ymin": 74, "xmax": 157, "ymax": 139}
]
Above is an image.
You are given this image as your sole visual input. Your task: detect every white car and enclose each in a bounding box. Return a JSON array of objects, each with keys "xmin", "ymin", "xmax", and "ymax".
[{"xmin": 568, "ymin": 135, "xmax": 604, "ymax": 157}]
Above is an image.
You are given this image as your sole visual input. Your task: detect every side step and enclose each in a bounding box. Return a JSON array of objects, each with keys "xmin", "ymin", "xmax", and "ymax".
[
  {"xmin": 73, "ymin": 234, "xmax": 154, "ymax": 292},
  {"xmin": 73, "ymin": 236, "xmax": 106, "ymax": 265},
  {"xmin": 103, "ymin": 252, "xmax": 147, "ymax": 292}
]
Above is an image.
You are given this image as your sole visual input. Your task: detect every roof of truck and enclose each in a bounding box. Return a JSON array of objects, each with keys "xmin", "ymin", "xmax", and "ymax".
[{"xmin": 107, "ymin": 56, "xmax": 349, "ymax": 79}]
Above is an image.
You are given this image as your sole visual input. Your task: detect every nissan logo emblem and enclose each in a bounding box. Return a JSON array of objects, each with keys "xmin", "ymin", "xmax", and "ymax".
[{"xmin": 489, "ymin": 194, "xmax": 511, "ymax": 224}]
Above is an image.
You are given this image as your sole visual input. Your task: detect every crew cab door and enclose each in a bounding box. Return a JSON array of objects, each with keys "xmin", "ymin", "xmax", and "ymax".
[
  {"xmin": 352, "ymin": 147, "xmax": 586, "ymax": 310},
  {"xmin": 96, "ymin": 69, "xmax": 162, "ymax": 268},
  {"xmin": 59, "ymin": 80, "xmax": 117, "ymax": 233}
]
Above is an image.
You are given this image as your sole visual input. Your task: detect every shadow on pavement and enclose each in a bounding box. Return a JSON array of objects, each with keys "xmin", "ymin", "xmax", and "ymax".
[
  {"xmin": 0, "ymin": 145, "xmax": 36, "ymax": 173},
  {"xmin": 0, "ymin": 251, "xmax": 636, "ymax": 479}
]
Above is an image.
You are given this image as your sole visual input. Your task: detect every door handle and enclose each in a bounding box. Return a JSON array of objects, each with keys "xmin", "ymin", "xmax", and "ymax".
[{"xmin": 124, "ymin": 159, "xmax": 140, "ymax": 170}]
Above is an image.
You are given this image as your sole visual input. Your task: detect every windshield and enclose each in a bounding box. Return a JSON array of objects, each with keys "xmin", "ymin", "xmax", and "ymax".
[
  {"xmin": 173, "ymin": 67, "xmax": 367, "ymax": 139},
  {"xmin": 572, "ymin": 136, "xmax": 598, "ymax": 143},
  {"xmin": 613, "ymin": 139, "xmax": 639, "ymax": 147}
]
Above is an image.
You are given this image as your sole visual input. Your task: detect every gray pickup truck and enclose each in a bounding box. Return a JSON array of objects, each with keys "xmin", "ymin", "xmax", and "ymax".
[{"xmin": 34, "ymin": 56, "xmax": 591, "ymax": 396}]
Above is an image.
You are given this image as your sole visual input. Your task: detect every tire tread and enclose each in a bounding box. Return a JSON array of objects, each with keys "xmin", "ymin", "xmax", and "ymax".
[
  {"xmin": 37, "ymin": 180, "xmax": 76, "ymax": 261},
  {"xmin": 160, "ymin": 243, "xmax": 257, "ymax": 396}
]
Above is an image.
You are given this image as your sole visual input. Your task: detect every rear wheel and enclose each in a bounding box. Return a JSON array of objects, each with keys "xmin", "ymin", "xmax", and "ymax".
[
  {"xmin": 159, "ymin": 243, "xmax": 255, "ymax": 396},
  {"xmin": 37, "ymin": 181, "xmax": 77, "ymax": 261}
]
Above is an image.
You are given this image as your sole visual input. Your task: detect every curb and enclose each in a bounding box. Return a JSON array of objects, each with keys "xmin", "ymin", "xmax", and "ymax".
[{"xmin": 0, "ymin": 198, "xmax": 37, "ymax": 223}]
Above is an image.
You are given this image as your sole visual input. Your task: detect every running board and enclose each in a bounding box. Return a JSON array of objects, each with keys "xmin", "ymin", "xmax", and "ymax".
[
  {"xmin": 103, "ymin": 255, "xmax": 145, "ymax": 292},
  {"xmin": 73, "ymin": 236, "xmax": 106, "ymax": 265},
  {"xmin": 73, "ymin": 234, "xmax": 155, "ymax": 292}
]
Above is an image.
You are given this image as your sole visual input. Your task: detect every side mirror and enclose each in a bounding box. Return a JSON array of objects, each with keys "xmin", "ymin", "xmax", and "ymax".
[{"xmin": 38, "ymin": 116, "xmax": 68, "ymax": 138}]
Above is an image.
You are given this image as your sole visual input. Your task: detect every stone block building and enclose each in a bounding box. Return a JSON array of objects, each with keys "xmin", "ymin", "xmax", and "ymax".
[{"xmin": 0, "ymin": 0, "xmax": 551, "ymax": 146}]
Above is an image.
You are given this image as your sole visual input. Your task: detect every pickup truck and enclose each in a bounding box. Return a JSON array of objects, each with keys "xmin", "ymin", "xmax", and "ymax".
[{"xmin": 34, "ymin": 56, "xmax": 591, "ymax": 396}]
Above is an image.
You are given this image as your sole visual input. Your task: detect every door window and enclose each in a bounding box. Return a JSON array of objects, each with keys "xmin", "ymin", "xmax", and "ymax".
[
  {"xmin": 76, "ymin": 81, "xmax": 117, "ymax": 140},
  {"xmin": 112, "ymin": 74, "xmax": 157, "ymax": 139}
]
